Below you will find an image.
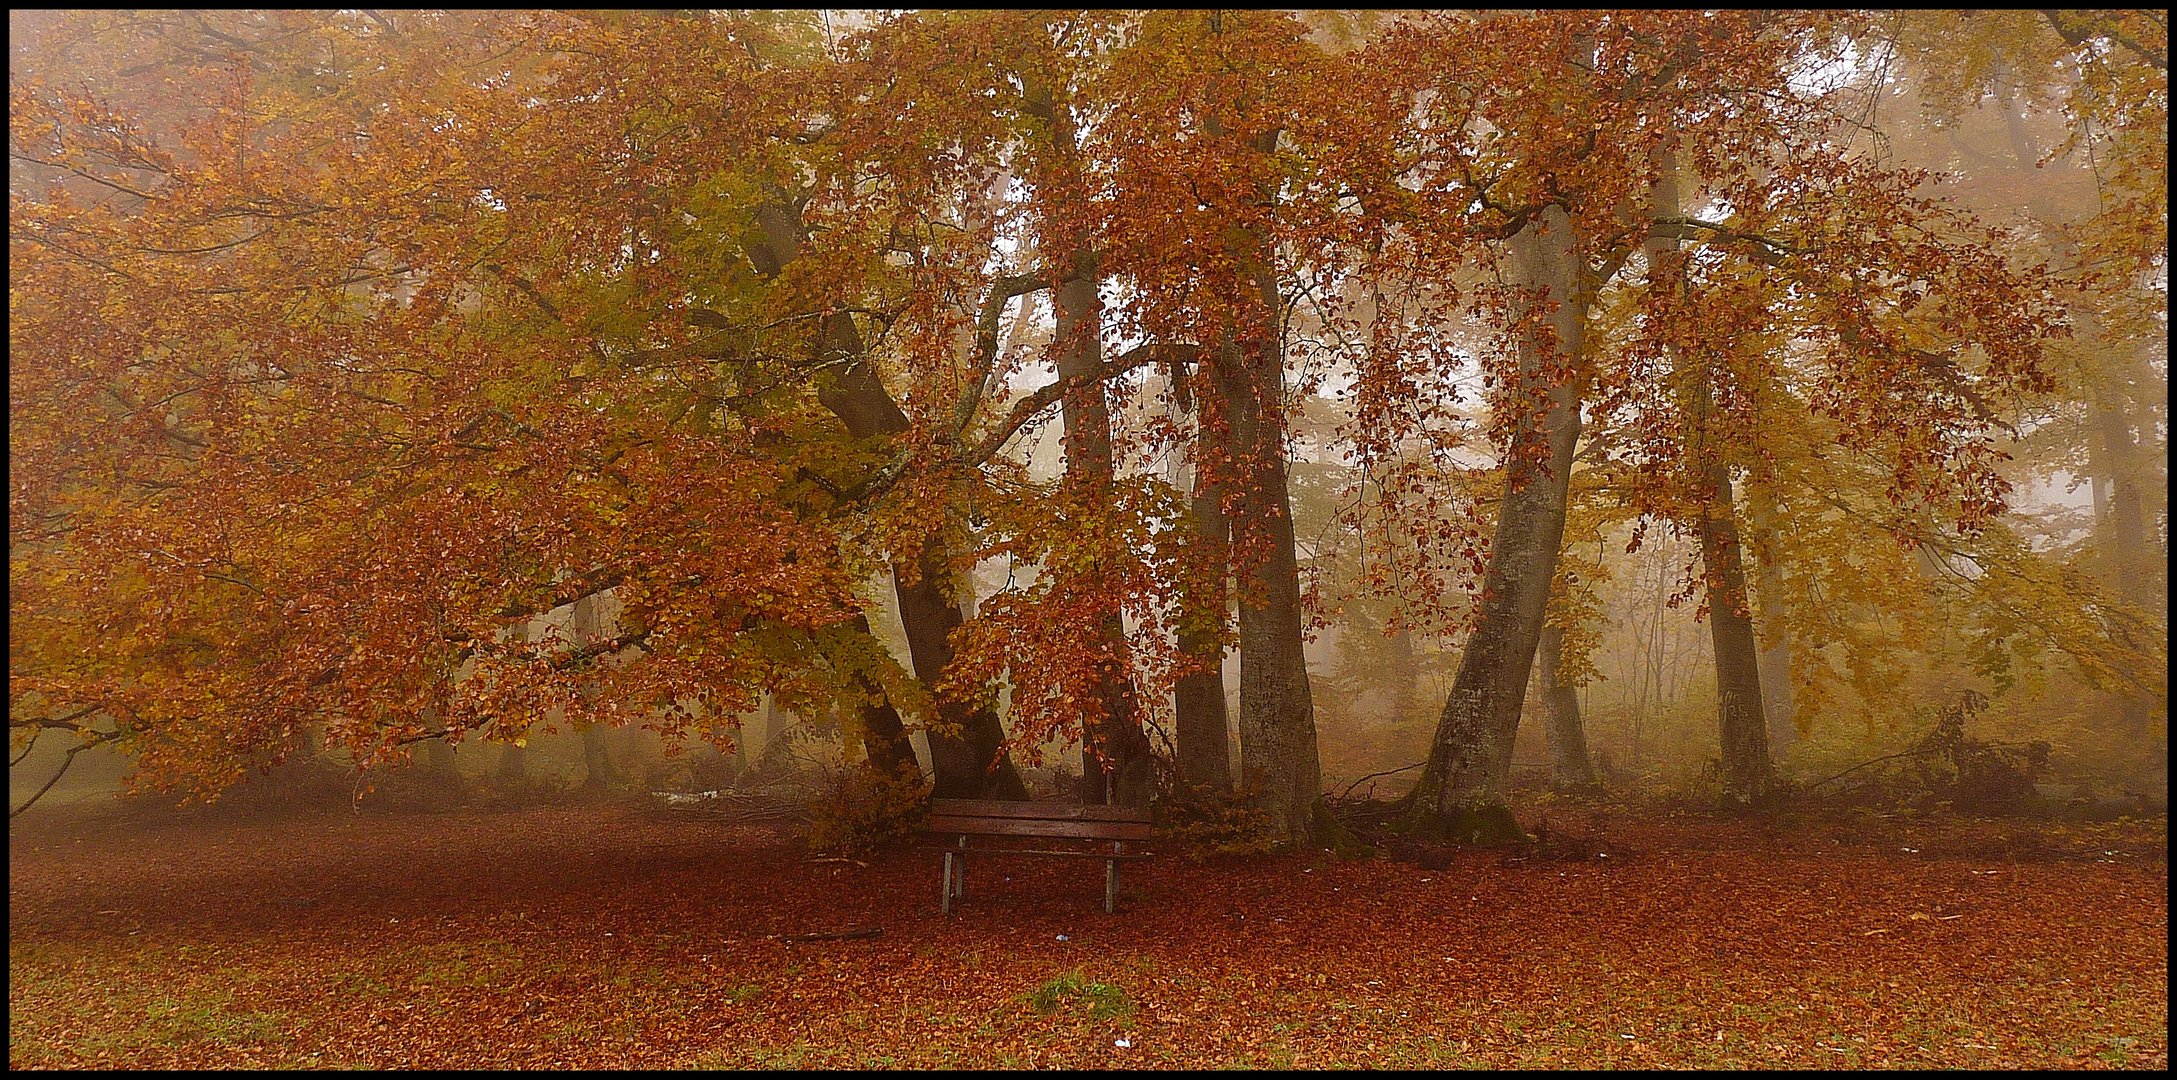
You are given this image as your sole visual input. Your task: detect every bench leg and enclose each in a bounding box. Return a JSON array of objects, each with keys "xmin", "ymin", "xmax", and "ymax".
[
  {"xmin": 955, "ymin": 836, "xmax": 966, "ymax": 898},
  {"xmin": 1105, "ymin": 858, "xmax": 1118, "ymax": 914},
  {"xmin": 941, "ymin": 851, "xmax": 954, "ymax": 916}
]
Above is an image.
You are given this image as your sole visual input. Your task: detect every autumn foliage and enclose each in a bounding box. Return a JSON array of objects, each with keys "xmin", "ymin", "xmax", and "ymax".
[{"xmin": 8, "ymin": 11, "xmax": 2165, "ymax": 833}]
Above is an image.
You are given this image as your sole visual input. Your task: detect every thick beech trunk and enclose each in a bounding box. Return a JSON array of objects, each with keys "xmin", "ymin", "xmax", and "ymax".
[
  {"xmin": 1220, "ymin": 222, "xmax": 1327, "ymax": 844},
  {"xmin": 1536, "ymin": 625, "xmax": 1598, "ymax": 791},
  {"xmin": 1054, "ymin": 270, "xmax": 1154, "ymax": 807},
  {"xmin": 892, "ymin": 551, "xmax": 1028, "ymax": 799},
  {"xmin": 839, "ymin": 612, "xmax": 918, "ymax": 779},
  {"xmin": 1405, "ymin": 204, "xmax": 1586, "ymax": 844}
]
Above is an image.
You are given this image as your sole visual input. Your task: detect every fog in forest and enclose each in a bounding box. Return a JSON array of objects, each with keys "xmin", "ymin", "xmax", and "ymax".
[
  {"xmin": 9, "ymin": 9, "xmax": 2166, "ymax": 830},
  {"xmin": 9, "ymin": 11, "xmax": 2170, "ymax": 1073}
]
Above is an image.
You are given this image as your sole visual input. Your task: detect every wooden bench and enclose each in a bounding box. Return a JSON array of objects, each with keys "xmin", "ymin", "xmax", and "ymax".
[{"xmin": 925, "ymin": 799, "xmax": 1154, "ymax": 914}]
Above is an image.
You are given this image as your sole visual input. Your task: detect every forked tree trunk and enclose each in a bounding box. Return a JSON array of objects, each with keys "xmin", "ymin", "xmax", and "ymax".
[
  {"xmin": 1536, "ymin": 625, "xmax": 1598, "ymax": 791},
  {"xmin": 751, "ymin": 197, "xmax": 1016, "ymax": 799},
  {"xmin": 1404, "ymin": 203, "xmax": 1587, "ymax": 844}
]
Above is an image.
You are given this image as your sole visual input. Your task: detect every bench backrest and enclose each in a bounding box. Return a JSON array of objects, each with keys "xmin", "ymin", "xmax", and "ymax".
[{"xmin": 927, "ymin": 798, "xmax": 1153, "ymax": 841}]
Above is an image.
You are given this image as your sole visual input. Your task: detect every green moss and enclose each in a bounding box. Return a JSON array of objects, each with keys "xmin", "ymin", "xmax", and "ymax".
[{"xmin": 1400, "ymin": 799, "xmax": 1530, "ymax": 846}]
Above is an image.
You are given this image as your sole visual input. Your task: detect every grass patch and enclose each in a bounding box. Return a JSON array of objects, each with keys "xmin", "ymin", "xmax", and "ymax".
[
  {"xmin": 402, "ymin": 940, "xmax": 520, "ymax": 989},
  {"xmin": 1023, "ymin": 968, "xmax": 1133, "ymax": 1021},
  {"xmin": 135, "ymin": 993, "xmax": 287, "ymax": 1049}
]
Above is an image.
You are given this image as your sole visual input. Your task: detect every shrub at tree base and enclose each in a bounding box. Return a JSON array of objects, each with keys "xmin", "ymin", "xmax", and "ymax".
[
  {"xmin": 805, "ymin": 766, "xmax": 931, "ymax": 856},
  {"xmin": 1159, "ymin": 787, "xmax": 1284, "ymax": 857}
]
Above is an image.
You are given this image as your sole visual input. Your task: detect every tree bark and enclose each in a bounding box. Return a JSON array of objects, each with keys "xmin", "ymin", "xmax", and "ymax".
[
  {"xmin": 2090, "ymin": 383, "xmax": 2156, "ymax": 735},
  {"xmin": 421, "ymin": 736, "xmax": 458, "ymax": 781},
  {"xmin": 1386, "ymin": 625, "xmax": 1420, "ymax": 724},
  {"xmin": 569, "ymin": 595, "xmax": 623, "ymax": 793},
  {"xmin": 848, "ymin": 613, "xmax": 919, "ymax": 780},
  {"xmin": 1404, "ymin": 203, "xmax": 1586, "ymax": 844},
  {"xmin": 891, "ymin": 550, "xmax": 1028, "ymax": 799},
  {"xmin": 1536, "ymin": 624, "xmax": 1598, "ymax": 791}
]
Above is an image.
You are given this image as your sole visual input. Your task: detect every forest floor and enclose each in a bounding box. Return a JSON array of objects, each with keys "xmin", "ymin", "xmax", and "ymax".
[{"xmin": 7, "ymin": 794, "xmax": 2167, "ymax": 1069}]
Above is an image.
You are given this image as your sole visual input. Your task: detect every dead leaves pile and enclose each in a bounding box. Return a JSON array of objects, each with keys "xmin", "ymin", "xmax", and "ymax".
[{"xmin": 7, "ymin": 802, "xmax": 2166, "ymax": 1069}]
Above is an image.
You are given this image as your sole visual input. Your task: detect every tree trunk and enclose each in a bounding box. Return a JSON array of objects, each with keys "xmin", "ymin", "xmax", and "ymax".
[
  {"xmin": 1220, "ymin": 198, "xmax": 1327, "ymax": 845},
  {"xmin": 1536, "ymin": 625, "xmax": 1598, "ymax": 791},
  {"xmin": 1404, "ymin": 203, "xmax": 1586, "ymax": 844},
  {"xmin": 1654, "ymin": 152, "xmax": 1773, "ymax": 806},
  {"xmin": 417, "ymin": 703, "xmax": 460, "ymax": 785},
  {"xmin": 746, "ymin": 694, "xmax": 793, "ymax": 781},
  {"xmin": 580, "ymin": 723, "xmax": 621, "ymax": 793},
  {"xmin": 569, "ymin": 595, "xmax": 623, "ymax": 794},
  {"xmin": 1387, "ymin": 625, "xmax": 1420, "ymax": 724},
  {"xmin": 848, "ymin": 614, "xmax": 920, "ymax": 781},
  {"xmin": 751, "ymin": 196, "xmax": 1016, "ymax": 799},
  {"xmin": 892, "ymin": 550, "xmax": 1028, "ymax": 800},
  {"xmin": 1054, "ymin": 268, "xmax": 1154, "ymax": 807},
  {"xmin": 2090, "ymin": 385, "xmax": 2155, "ymax": 735},
  {"xmin": 494, "ymin": 742, "xmax": 528, "ymax": 790},
  {"xmin": 1695, "ymin": 467, "xmax": 1774, "ymax": 805},
  {"xmin": 1745, "ymin": 488, "xmax": 1797, "ymax": 754},
  {"xmin": 1174, "ymin": 407, "xmax": 1235, "ymax": 794},
  {"xmin": 422, "ymin": 737, "xmax": 457, "ymax": 775}
]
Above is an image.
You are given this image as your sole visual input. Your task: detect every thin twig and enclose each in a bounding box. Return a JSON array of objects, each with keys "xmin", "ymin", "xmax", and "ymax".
[{"xmin": 1334, "ymin": 761, "xmax": 1425, "ymax": 802}]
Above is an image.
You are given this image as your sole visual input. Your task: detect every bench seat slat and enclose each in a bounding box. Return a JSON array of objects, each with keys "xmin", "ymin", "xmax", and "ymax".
[
  {"xmin": 927, "ymin": 815, "xmax": 1153, "ymax": 841},
  {"xmin": 930, "ymin": 798, "xmax": 1152, "ymax": 823},
  {"xmin": 930, "ymin": 847, "xmax": 1155, "ymax": 861}
]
